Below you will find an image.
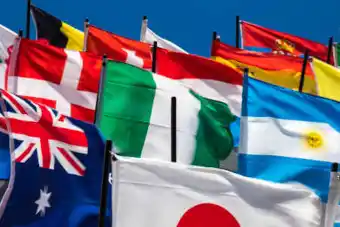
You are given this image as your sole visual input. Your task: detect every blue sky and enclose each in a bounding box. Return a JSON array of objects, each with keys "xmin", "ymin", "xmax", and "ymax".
[{"xmin": 1, "ymin": 0, "xmax": 340, "ymax": 57}]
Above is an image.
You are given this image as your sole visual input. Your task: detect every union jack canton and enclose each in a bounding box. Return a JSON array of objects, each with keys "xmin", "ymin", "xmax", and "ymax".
[{"xmin": 0, "ymin": 89, "xmax": 88, "ymax": 176}]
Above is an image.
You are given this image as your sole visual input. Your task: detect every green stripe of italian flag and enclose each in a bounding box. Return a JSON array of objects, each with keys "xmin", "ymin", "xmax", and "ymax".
[{"xmin": 97, "ymin": 61, "xmax": 235, "ymax": 167}]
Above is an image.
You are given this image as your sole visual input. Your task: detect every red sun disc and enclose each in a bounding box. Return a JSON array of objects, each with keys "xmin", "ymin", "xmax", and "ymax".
[{"xmin": 177, "ymin": 203, "xmax": 240, "ymax": 227}]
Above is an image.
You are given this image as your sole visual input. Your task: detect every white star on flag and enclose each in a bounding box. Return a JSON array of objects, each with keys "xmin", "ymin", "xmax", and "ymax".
[{"xmin": 35, "ymin": 186, "xmax": 52, "ymax": 217}]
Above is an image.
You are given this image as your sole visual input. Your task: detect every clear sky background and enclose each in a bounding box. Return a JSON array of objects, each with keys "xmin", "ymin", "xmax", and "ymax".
[{"xmin": 1, "ymin": 0, "xmax": 340, "ymax": 57}]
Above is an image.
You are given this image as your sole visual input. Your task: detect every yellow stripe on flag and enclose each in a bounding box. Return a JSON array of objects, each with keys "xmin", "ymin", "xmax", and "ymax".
[
  {"xmin": 312, "ymin": 58, "xmax": 340, "ymax": 102},
  {"xmin": 213, "ymin": 56, "xmax": 317, "ymax": 94},
  {"xmin": 60, "ymin": 22, "xmax": 84, "ymax": 51}
]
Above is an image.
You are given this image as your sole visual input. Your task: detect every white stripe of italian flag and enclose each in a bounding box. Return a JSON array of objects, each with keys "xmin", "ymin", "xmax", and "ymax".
[{"xmin": 97, "ymin": 61, "xmax": 235, "ymax": 167}]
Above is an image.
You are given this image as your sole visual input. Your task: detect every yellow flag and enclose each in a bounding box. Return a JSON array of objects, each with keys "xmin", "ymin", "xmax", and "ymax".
[
  {"xmin": 60, "ymin": 22, "xmax": 84, "ymax": 51},
  {"xmin": 312, "ymin": 58, "xmax": 340, "ymax": 101}
]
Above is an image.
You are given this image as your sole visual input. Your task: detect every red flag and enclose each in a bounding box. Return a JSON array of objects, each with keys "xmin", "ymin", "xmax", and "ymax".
[
  {"xmin": 86, "ymin": 25, "xmax": 152, "ymax": 69},
  {"xmin": 241, "ymin": 21, "xmax": 331, "ymax": 63},
  {"xmin": 8, "ymin": 38, "xmax": 102, "ymax": 123}
]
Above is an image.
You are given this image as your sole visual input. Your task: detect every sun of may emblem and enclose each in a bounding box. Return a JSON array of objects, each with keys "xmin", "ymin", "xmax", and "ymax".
[{"xmin": 305, "ymin": 131, "xmax": 323, "ymax": 149}]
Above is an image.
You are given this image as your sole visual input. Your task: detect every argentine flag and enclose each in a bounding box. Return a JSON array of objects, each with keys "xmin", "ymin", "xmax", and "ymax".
[{"xmin": 239, "ymin": 75, "xmax": 340, "ymax": 224}]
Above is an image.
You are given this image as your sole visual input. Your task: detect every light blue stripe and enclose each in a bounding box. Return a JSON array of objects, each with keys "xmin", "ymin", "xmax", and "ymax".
[
  {"xmin": 238, "ymin": 154, "xmax": 331, "ymax": 203},
  {"xmin": 244, "ymin": 46, "xmax": 304, "ymax": 59},
  {"xmin": 230, "ymin": 117, "xmax": 240, "ymax": 147},
  {"xmin": 244, "ymin": 46, "xmax": 272, "ymax": 53},
  {"xmin": 242, "ymin": 76, "xmax": 340, "ymax": 132}
]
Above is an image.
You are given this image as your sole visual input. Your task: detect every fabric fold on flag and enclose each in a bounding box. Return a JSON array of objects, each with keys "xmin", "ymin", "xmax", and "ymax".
[
  {"xmin": 140, "ymin": 20, "xmax": 187, "ymax": 53},
  {"xmin": 111, "ymin": 155, "xmax": 323, "ymax": 227},
  {"xmin": 241, "ymin": 20, "xmax": 331, "ymax": 63},
  {"xmin": 7, "ymin": 38, "xmax": 102, "ymax": 123},
  {"xmin": 0, "ymin": 25, "xmax": 16, "ymax": 89},
  {"xmin": 86, "ymin": 25, "xmax": 152, "ymax": 69},
  {"xmin": 0, "ymin": 89, "xmax": 110, "ymax": 226},
  {"xmin": 30, "ymin": 5, "xmax": 84, "ymax": 51},
  {"xmin": 311, "ymin": 57, "xmax": 340, "ymax": 102},
  {"xmin": 212, "ymin": 40, "xmax": 317, "ymax": 94},
  {"xmin": 96, "ymin": 61, "xmax": 234, "ymax": 168}
]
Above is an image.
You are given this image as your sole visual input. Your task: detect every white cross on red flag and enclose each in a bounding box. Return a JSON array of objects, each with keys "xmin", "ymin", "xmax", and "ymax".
[
  {"xmin": 86, "ymin": 25, "xmax": 152, "ymax": 69},
  {"xmin": 7, "ymin": 38, "xmax": 102, "ymax": 123}
]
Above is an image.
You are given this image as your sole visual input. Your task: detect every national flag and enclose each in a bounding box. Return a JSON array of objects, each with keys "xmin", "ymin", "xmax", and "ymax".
[
  {"xmin": 311, "ymin": 57, "xmax": 340, "ymax": 102},
  {"xmin": 7, "ymin": 38, "xmax": 101, "ymax": 123},
  {"xmin": 96, "ymin": 61, "xmax": 234, "ymax": 168},
  {"xmin": 333, "ymin": 43, "xmax": 340, "ymax": 68},
  {"xmin": 30, "ymin": 5, "xmax": 84, "ymax": 51},
  {"xmin": 0, "ymin": 25, "xmax": 16, "ymax": 89},
  {"xmin": 0, "ymin": 89, "xmax": 110, "ymax": 226},
  {"xmin": 140, "ymin": 19, "xmax": 187, "ymax": 53},
  {"xmin": 238, "ymin": 75, "xmax": 340, "ymax": 206},
  {"xmin": 86, "ymin": 25, "xmax": 152, "ymax": 69},
  {"xmin": 241, "ymin": 21, "xmax": 330, "ymax": 62},
  {"xmin": 156, "ymin": 48, "xmax": 242, "ymax": 148},
  {"xmin": 111, "ymin": 156, "xmax": 323, "ymax": 227},
  {"xmin": 212, "ymin": 40, "xmax": 317, "ymax": 94}
]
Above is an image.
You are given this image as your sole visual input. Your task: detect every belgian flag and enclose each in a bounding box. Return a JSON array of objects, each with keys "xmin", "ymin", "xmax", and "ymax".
[{"xmin": 30, "ymin": 5, "xmax": 84, "ymax": 51}]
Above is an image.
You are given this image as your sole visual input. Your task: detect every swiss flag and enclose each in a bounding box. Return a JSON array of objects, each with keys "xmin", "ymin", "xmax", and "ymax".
[
  {"xmin": 7, "ymin": 38, "xmax": 102, "ymax": 123},
  {"xmin": 86, "ymin": 25, "xmax": 152, "ymax": 69}
]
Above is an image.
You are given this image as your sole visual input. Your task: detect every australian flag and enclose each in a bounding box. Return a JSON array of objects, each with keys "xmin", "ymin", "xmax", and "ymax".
[{"xmin": 0, "ymin": 89, "xmax": 111, "ymax": 226}]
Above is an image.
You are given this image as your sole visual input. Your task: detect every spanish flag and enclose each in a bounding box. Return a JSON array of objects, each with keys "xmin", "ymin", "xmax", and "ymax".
[
  {"xmin": 311, "ymin": 57, "xmax": 340, "ymax": 102},
  {"xmin": 30, "ymin": 5, "xmax": 84, "ymax": 51},
  {"xmin": 211, "ymin": 40, "xmax": 317, "ymax": 94},
  {"xmin": 241, "ymin": 21, "xmax": 331, "ymax": 63}
]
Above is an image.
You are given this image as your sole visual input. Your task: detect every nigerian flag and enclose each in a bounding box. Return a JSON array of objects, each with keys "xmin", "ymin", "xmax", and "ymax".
[{"xmin": 96, "ymin": 61, "xmax": 235, "ymax": 167}]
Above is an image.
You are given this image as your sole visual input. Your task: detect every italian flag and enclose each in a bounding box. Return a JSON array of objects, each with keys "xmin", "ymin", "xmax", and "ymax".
[{"xmin": 96, "ymin": 61, "xmax": 235, "ymax": 167}]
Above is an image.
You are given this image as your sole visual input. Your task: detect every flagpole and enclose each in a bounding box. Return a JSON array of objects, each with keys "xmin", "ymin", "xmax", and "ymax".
[
  {"xmin": 334, "ymin": 42, "xmax": 339, "ymax": 68},
  {"xmin": 210, "ymin": 31, "xmax": 219, "ymax": 57},
  {"xmin": 94, "ymin": 55, "xmax": 107, "ymax": 125},
  {"xmin": 83, "ymin": 18, "xmax": 89, "ymax": 52},
  {"xmin": 25, "ymin": 0, "xmax": 31, "ymax": 38},
  {"xmin": 323, "ymin": 163, "xmax": 340, "ymax": 227},
  {"xmin": 152, "ymin": 41, "xmax": 157, "ymax": 73},
  {"xmin": 327, "ymin": 36, "xmax": 334, "ymax": 64},
  {"xmin": 18, "ymin": 29, "xmax": 23, "ymax": 38},
  {"xmin": 140, "ymin": 16, "xmax": 148, "ymax": 42},
  {"xmin": 236, "ymin": 16, "xmax": 240, "ymax": 48},
  {"xmin": 98, "ymin": 140, "xmax": 112, "ymax": 227},
  {"xmin": 298, "ymin": 50, "xmax": 309, "ymax": 93},
  {"xmin": 171, "ymin": 97, "xmax": 177, "ymax": 163}
]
